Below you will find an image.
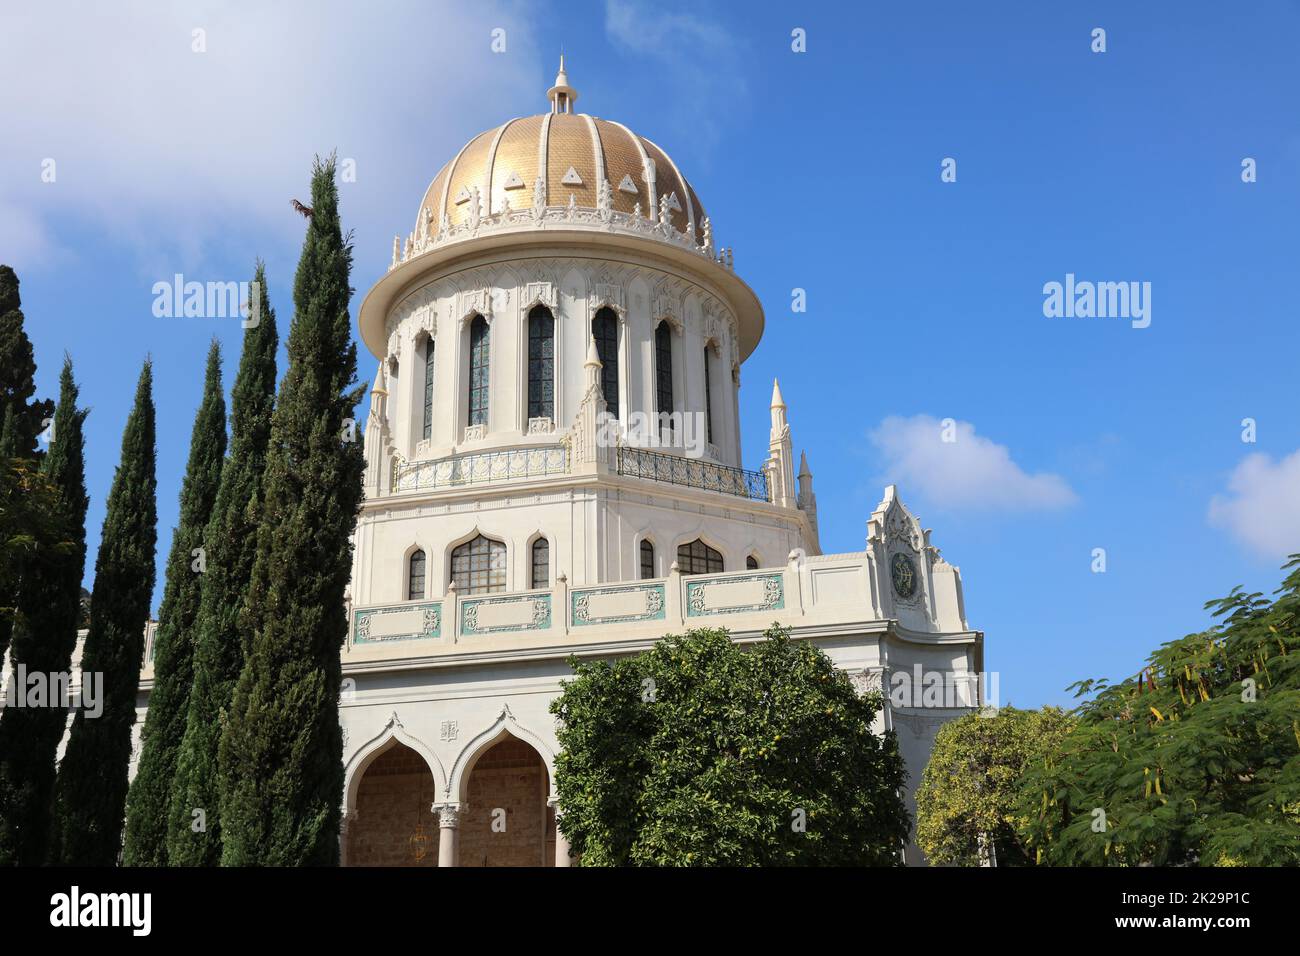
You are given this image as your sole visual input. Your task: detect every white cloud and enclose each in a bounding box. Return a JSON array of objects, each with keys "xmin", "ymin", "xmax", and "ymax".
[
  {"xmin": 1208, "ymin": 449, "xmax": 1300, "ymax": 560},
  {"xmin": 0, "ymin": 1, "xmax": 542, "ymax": 273},
  {"xmin": 869, "ymin": 415, "xmax": 1077, "ymax": 511}
]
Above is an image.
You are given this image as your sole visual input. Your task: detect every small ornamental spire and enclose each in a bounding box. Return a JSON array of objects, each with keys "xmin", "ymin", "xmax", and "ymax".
[
  {"xmin": 584, "ymin": 335, "xmax": 603, "ymax": 390},
  {"xmin": 547, "ymin": 55, "xmax": 579, "ymax": 114}
]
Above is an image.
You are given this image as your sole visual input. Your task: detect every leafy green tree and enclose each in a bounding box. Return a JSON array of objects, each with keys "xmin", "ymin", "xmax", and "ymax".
[
  {"xmin": 551, "ymin": 626, "xmax": 910, "ymax": 866},
  {"xmin": 916, "ymin": 706, "xmax": 1073, "ymax": 866},
  {"xmin": 217, "ymin": 157, "xmax": 364, "ymax": 866},
  {"xmin": 169, "ymin": 265, "xmax": 278, "ymax": 866},
  {"xmin": 1018, "ymin": 556, "xmax": 1300, "ymax": 866},
  {"xmin": 0, "ymin": 358, "xmax": 88, "ymax": 866},
  {"xmin": 123, "ymin": 341, "xmax": 226, "ymax": 866},
  {"xmin": 48, "ymin": 361, "xmax": 157, "ymax": 866}
]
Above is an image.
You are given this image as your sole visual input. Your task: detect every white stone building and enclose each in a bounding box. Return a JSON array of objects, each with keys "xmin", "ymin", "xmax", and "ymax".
[{"xmin": 7, "ymin": 61, "xmax": 985, "ymax": 867}]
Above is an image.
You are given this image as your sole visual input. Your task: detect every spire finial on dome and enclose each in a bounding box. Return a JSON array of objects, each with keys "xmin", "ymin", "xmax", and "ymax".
[{"xmin": 547, "ymin": 55, "xmax": 578, "ymax": 114}]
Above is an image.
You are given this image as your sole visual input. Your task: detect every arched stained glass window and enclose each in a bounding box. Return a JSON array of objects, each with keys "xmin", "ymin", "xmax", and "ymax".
[
  {"xmin": 450, "ymin": 534, "xmax": 506, "ymax": 595},
  {"xmin": 592, "ymin": 308, "xmax": 619, "ymax": 419},
  {"xmin": 531, "ymin": 537, "xmax": 550, "ymax": 590},
  {"xmin": 468, "ymin": 315, "xmax": 490, "ymax": 427},
  {"xmin": 655, "ymin": 321, "xmax": 674, "ymax": 438},
  {"xmin": 422, "ymin": 336, "xmax": 435, "ymax": 441},
  {"xmin": 408, "ymin": 549, "xmax": 426, "ymax": 600},
  {"xmin": 528, "ymin": 306, "xmax": 555, "ymax": 421},
  {"xmin": 703, "ymin": 345, "xmax": 714, "ymax": 446},
  {"xmin": 677, "ymin": 539, "xmax": 722, "ymax": 576},
  {"xmin": 640, "ymin": 539, "xmax": 655, "ymax": 580},
  {"xmin": 746, "ymin": 555, "xmax": 759, "ymax": 570}
]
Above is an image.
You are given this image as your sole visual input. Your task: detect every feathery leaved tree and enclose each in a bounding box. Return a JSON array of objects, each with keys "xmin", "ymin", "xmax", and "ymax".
[
  {"xmin": 169, "ymin": 265, "xmax": 277, "ymax": 866},
  {"xmin": 217, "ymin": 157, "xmax": 365, "ymax": 865},
  {"xmin": 0, "ymin": 358, "xmax": 88, "ymax": 866},
  {"xmin": 48, "ymin": 360, "xmax": 157, "ymax": 866},
  {"xmin": 122, "ymin": 341, "xmax": 226, "ymax": 865},
  {"xmin": 1017, "ymin": 555, "xmax": 1300, "ymax": 866}
]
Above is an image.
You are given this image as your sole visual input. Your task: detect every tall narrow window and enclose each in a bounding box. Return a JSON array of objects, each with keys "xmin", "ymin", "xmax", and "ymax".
[
  {"xmin": 531, "ymin": 538, "xmax": 550, "ymax": 589},
  {"xmin": 678, "ymin": 539, "xmax": 723, "ymax": 576},
  {"xmin": 468, "ymin": 315, "xmax": 490, "ymax": 427},
  {"xmin": 527, "ymin": 306, "xmax": 555, "ymax": 421},
  {"xmin": 408, "ymin": 549, "xmax": 426, "ymax": 600},
  {"xmin": 655, "ymin": 321, "xmax": 674, "ymax": 439},
  {"xmin": 593, "ymin": 308, "xmax": 619, "ymax": 419},
  {"xmin": 422, "ymin": 336, "xmax": 435, "ymax": 440},
  {"xmin": 703, "ymin": 346, "xmax": 714, "ymax": 446},
  {"xmin": 640, "ymin": 539, "xmax": 655, "ymax": 580},
  {"xmin": 450, "ymin": 534, "xmax": 506, "ymax": 594}
]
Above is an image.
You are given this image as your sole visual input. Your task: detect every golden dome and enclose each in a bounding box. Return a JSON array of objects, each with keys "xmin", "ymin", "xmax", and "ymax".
[{"xmin": 416, "ymin": 61, "xmax": 707, "ymax": 244}]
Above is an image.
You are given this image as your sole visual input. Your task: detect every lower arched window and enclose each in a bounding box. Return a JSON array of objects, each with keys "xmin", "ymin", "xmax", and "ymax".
[
  {"xmin": 450, "ymin": 534, "xmax": 506, "ymax": 594},
  {"xmin": 408, "ymin": 549, "xmax": 426, "ymax": 600},
  {"xmin": 531, "ymin": 538, "xmax": 550, "ymax": 590},
  {"xmin": 677, "ymin": 539, "xmax": 722, "ymax": 576},
  {"xmin": 640, "ymin": 539, "xmax": 655, "ymax": 580},
  {"xmin": 746, "ymin": 555, "xmax": 759, "ymax": 570}
]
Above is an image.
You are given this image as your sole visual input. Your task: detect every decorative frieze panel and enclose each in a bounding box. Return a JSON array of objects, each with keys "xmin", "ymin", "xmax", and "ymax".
[
  {"xmin": 685, "ymin": 572, "xmax": 784, "ymax": 617},
  {"xmin": 571, "ymin": 583, "xmax": 666, "ymax": 627},
  {"xmin": 354, "ymin": 602, "xmax": 442, "ymax": 644},
  {"xmin": 461, "ymin": 593, "xmax": 553, "ymax": 636}
]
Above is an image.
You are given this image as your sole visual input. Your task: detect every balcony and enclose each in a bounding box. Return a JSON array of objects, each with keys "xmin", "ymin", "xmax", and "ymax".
[
  {"xmin": 394, "ymin": 444, "xmax": 569, "ymax": 492},
  {"xmin": 615, "ymin": 445, "xmax": 770, "ymax": 502}
]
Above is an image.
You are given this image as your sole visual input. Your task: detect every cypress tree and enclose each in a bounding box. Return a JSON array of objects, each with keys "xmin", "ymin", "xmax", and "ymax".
[
  {"xmin": 48, "ymin": 361, "xmax": 158, "ymax": 866},
  {"xmin": 0, "ymin": 265, "xmax": 54, "ymax": 669},
  {"xmin": 0, "ymin": 358, "xmax": 89, "ymax": 866},
  {"xmin": 122, "ymin": 341, "xmax": 226, "ymax": 866},
  {"xmin": 217, "ymin": 156, "xmax": 365, "ymax": 865},
  {"xmin": 0, "ymin": 265, "xmax": 54, "ymax": 457},
  {"xmin": 168, "ymin": 267, "xmax": 277, "ymax": 866}
]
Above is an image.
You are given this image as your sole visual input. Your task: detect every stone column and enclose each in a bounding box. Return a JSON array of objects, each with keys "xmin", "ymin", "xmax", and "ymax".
[
  {"xmin": 550, "ymin": 797, "xmax": 571, "ymax": 867},
  {"xmin": 340, "ymin": 809, "xmax": 358, "ymax": 868},
  {"xmin": 435, "ymin": 804, "xmax": 460, "ymax": 867}
]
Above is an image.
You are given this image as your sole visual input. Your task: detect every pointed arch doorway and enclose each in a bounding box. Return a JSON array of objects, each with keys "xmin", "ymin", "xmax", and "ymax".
[
  {"xmin": 457, "ymin": 735, "xmax": 556, "ymax": 867},
  {"xmin": 346, "ymin": 741, "xmax": 439, "ymax": 867}
]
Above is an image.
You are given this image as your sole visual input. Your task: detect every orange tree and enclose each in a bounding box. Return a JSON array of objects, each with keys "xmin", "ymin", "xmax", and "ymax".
[{"xmin": 551, "ymin": 625, "xmax": 909, "ymax": 866}]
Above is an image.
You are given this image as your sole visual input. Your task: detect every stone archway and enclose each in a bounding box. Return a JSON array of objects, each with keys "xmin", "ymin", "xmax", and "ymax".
[
  {"xmin": 347, "ymin": 741, "xmax": 439, "ymax": 867},
  {"xmin": 458, "ymin": 736, "xmax": 555, "ymax": 867}
]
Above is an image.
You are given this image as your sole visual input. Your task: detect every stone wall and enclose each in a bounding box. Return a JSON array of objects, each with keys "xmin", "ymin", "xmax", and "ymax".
[{"xmin": 458, "ymin": 738, "xmax": 554, "ymax": 867}]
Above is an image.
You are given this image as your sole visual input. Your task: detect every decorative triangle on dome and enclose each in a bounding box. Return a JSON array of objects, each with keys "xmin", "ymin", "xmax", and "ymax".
[
  {"xmin": 502, "ymin": 170, "xmax": 525, "ymax": 190},
  {"xmin": 453, "ymin": 186, "xmax": 473, "ymax": 205},
  {"xmin": 663, "ymin": 191, "xmax": 682, "ymax": 212},
  {"xmin": 561, "ymin": 166, "xmax": 583, "ymax": 186},
  {"xmin": 617, "ymin": 173, "xmax": 638, "ymax": 194}
]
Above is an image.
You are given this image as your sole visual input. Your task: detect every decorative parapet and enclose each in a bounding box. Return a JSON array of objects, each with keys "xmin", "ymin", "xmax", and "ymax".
[
  {"xmin": 685, "ymin": 571, "xmax": 784, "ymax": 617},
  {"xmin": 394, "ymin": 444, "xmax": 568, "ymax": 492},
  {"xmin": 390, "ymin": 199, "xmax": 735, "ymax": 274},
  {"xmin": 616, "ymin": 445, "xmax": 770, "ymax": 502},
  {"xmin": 353, "ymin": 601, "xmax": 442, "ymax": 645},
  {"xmin": 461, "ymin": 593, "xmax": 553, "ymax": 636},
  {"xmin": 571, "ymin": 582, "xmax": 666, "ymax": 627}
]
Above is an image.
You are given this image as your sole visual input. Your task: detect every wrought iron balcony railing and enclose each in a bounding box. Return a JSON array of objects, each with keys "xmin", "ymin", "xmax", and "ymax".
[
  {"xmin": 395, "ymin": 444, "xmax": 569, "ymax": 492},
  {"xmin": 616, "ymin": 445, "xmax": 770, "ymax": 502}
]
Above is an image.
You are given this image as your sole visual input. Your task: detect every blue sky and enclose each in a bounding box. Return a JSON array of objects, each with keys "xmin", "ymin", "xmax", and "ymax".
[{"xmin": 3, "ymin": 1, "xmax": 1298, "ymax": 707}]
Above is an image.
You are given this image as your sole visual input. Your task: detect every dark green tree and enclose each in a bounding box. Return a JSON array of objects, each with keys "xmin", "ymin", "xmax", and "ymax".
[
  {"xmin": 217, "ymin": 157, "xmax": 364, "ymax": 866},
  {"xmin": 0, "ymin": 358, "xmax": 88, "ymax": 866},
  {"xmin": 122, "ymin": 341, "xmax": 226, "ymax": 866},
  {"xmin": 0, "ymin": 265, "xmax": 54, "ymax": 457},
  {"xmin": 551, "ymin": 626, "xmax": 911, "ymax": 866},
  {"xmin": 48, "ymin": 361, "xmax": 157, "ymax": 866},
  {"xmin": 916, "ymin": 706, "xmax": 1074, "ymax": 866},
  {"xmin": 1018, "ymin": 556, "xmax": 1300, "ymax": 866},
  {"xmin": 0, "ymin": 265, "xmax": 54, "ymax": 668},
  {"xmin": 168, "ymin": 265, "xmax": 277, "ymax": 866}
]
